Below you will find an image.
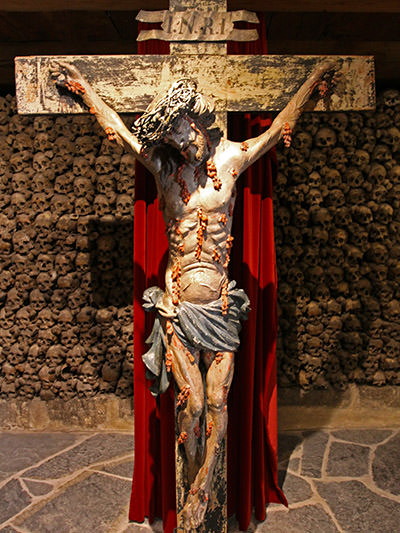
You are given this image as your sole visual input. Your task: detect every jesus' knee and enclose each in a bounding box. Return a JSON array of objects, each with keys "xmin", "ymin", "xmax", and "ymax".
[
  {"xmin": 206, "ymin": 386, "xmax": 227, "ymax": 414},
  {"xmin": 186, "ymin": 389, "xmax": 204, "ymax": 420}
]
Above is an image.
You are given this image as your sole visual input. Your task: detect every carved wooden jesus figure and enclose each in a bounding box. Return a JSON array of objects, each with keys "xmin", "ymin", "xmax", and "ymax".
[{"xmin": 52, "ymin": 60, "xmax": 333, "ymax": 529}]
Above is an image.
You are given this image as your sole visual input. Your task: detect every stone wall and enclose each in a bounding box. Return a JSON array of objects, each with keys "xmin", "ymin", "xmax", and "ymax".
[{"xmin": 0, "ymin": 89, "xmax": 399, "ymax": 400}]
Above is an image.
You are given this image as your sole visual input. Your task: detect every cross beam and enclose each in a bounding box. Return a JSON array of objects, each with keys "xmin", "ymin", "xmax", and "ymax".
[{"xmin": 15, "ymin": 53, "xmax": 375, "ymax": 115}]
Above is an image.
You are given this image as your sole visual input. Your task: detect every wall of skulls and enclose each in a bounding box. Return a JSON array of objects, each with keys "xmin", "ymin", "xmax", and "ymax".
[
  {"xmin": 0, "ymin": 89, "xmax": 399, "ymax": 399},
  {"xmin": 0, "ymin": 96, "xmax": 135, "ymax": 399},
  {"xmin": 274, "ymin": 89, "xmax": 400, "ymax": 390}
]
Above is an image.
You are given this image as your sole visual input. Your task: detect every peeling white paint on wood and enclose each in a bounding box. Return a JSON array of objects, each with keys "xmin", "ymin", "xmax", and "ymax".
[{"xmin": 15, "ymin": 54, "xmax": 375, "ymax": 115}]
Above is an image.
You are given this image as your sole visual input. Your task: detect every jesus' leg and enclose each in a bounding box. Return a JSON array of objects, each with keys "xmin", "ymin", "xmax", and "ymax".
[
  {"xmin": 164, "ymin": 320, "xmax": 204, "ymax": 484},
  {"xmin": 182, "ymin": 351, "xmax": 234, "ymax": 530}
]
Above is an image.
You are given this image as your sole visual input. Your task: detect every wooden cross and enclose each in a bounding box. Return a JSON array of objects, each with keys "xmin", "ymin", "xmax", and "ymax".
[{"xmin": 15, "ymin": 0, "xmax": 375, "ymax": 531}]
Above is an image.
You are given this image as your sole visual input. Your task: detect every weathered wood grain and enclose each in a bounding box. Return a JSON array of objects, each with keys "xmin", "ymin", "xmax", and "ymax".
[
  {"xmin": 15, "ymin": 54, "xmax": 375, "ymax": 115},
  {"xmin": 136, "ymin": 9, "xmax": 259, "ymax": 41},
  {"xmin": 175, "ymin": 402, "xmax": 227, "ymax": 533}
]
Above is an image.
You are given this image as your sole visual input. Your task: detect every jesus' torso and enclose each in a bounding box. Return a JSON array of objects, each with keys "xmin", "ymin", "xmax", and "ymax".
[{"xmin": 151, "ymin": 137, "xmax": 241, "ymax": 313}]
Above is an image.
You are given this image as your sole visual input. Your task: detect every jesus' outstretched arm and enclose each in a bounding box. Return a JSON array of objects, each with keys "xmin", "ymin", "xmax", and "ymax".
[
  {"xmin": 51, "ymin": 61, "xmax": 158, "ymax": 175},
  {"xmin": 231, "ymin": 61, "xmax": 337, "ymax": 176}
]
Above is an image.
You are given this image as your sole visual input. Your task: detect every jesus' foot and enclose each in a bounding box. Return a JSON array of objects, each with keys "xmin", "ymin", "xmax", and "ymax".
[{"xmin": 181, "ymin": 487, "xmax": 209, "ymax": 530}]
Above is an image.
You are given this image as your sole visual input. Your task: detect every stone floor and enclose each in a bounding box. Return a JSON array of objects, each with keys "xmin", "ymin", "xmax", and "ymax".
[{"xmin": 0, "ymin": 429, "xmax": 399, "ymax": 532}]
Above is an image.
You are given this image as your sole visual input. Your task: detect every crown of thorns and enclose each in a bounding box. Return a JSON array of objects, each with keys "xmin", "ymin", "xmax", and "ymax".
[{"xmin": 132, "ymin": 79, "xmax": 199, "ymax": 150}]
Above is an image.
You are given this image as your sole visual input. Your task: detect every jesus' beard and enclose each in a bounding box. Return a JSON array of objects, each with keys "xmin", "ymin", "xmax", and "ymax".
[{"xmin": 182, "ymin": 131, "xmax": 208, "ymax": 166}]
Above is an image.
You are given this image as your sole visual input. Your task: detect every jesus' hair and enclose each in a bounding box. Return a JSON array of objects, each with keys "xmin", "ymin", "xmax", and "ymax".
[{"xmin": 132, "ymin": 78, "xmax": 219, "ymax": 150}]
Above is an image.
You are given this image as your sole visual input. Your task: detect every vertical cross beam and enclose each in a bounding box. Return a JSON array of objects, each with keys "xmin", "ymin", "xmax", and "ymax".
[{"xmin": 167, "ymin": 4, "xmax": 228, "ymax": 530}]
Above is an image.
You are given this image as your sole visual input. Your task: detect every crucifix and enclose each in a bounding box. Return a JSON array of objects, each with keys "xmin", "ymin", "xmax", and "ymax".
[{"xmin": 15, "ymin": 0, "xmax": 375, "ymax": 531}]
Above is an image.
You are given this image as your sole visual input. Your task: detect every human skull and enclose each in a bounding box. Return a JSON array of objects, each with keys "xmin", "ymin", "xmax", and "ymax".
[
  {"xmin": 75, "ymin": 135, "xmax": 98, "ymax": 155},
  {"xmin": 67, "ymin": 288, "xmax": 84, "ymax": 312},
  {"xmin": 376, "ymin": 112, "xmax": 392, "ymax": 134},
  {"xmin": 306, "ymin": 266, "xmax": 324, "ymax": 286},
  {"xmin": 361, "ymin": 127, "xmax": 376, "ymax": 152},
  {"xmin": 30, "ymin": 193, "xmax": 48, "ymax": 213},
  {"xmin": 36, "ymin": 308, "xmax": 55, "ymax": 330},
  {"xmin": 389, "ymin": 165, "xmax": 400, "ymax": 184},
  {"xmin": 338, "ymin": 130, "xmax": 357, "ymax": 151},
  {"xmin": 95, "ymin": 155, "xmax": 114, "ymax": 175},
  {"xmin": 382, "ymin": 89, "xmax": 400, "ymax": 108},
  {"xmin": 349, "ymin": 225, "xmax": 369, "ymax": 252},
  {"xmin": 12, "ymin": 231, "xmax": 33, "ymax": 255},
  {"xmin": 75, "ymin": 196, "xmax": 92, "ymax": 216},
  {"xmin": 353, "ymin": 149, "xmax": 370, "ymax": 171},
  {"xmin": 54, "ymin": 135, "xmax": 75, "ymax": 158},
  {"xmin": 34, "ymin": 132, "xmax": 53, "ymax": 153},
  {"xmin": 97, "ymin": 174, "xmax": 116, "ymax": 202},
  {"xmin": 372, "ymin": 144, "xmax": 393, "ymax": 167},
  {"xmin": 76, "ymin": 306, "xmax": 95, "ymax": 331},
  {"xmin": 119, "ymin": 154, "xmax": 136, "ymax": 176},
  {"xmin": 13, "ymin": 307, "xmax": 32, "ymax": 330},
  {"xmin": 369, "ymin": 263, "xmax": 388, "ymax": 283},
  {"xmin": 60, "ymin": 328, "xmax": 79, "ymax": 350},
  {"xmin": 375, "ymin": 203, "xmax": 393, "ymax": 225},
  {"xmin": 351, "ymin": 205, "xmax": 373, "ymax": 226},
  {"xmin": 52, "ymin": 194, "xmax": 73, "ymax": 216},
  {"xmin": 33, "ymin": 152, "xmax": 53, "ymax": 174},
  {"xmin": 10, "ymin": 192, "xmax": 28, "ymax": 215},
  {"xmin": 54, "ymin": 174, "xmax": 73, "ymax": 195},
  {"xmin": 276, "ymin": 207, "xmax": 290, "ymax": 227},
  {"xmin": 309, "ymin": 149, "xmax": 327, "ymax": 171},
  {"xmin": 75, "ymin": 252, "xmax": 90, "ymax": 273},
  {"xmin": 94, "ymin": 195, "xmax": 111, "ymax": 217},
  {"xmin": 306, "ymin": 188, "xmax": 323, "ymax": 207},
  {"xmin": 315, "ymin": 127, "xmax": 337, "ymax": 149},
  {"xmin": 328, "ymin": 112, "xmax": 348, "ymax": 132},
  {"xmin": 325, "ymin": 169, "xmax": 342, "ymax": 189},
  {"xmin": 382, "ymin": 127, "xmax": 400, "ymax": 152},
  {"xmin": 73, "ymin": 155, "xmax": 92, "ymax": 177},
  {"xmin": 37, "ymin": 253, "xmax": 54, "ymax": 272},
  {"xmin": 10, "ymin": 151, "xmax": 31, "ymax": 173},
  {"xmin": 329, "ymin": 146, "xmax": 348, "ymax": 169},
  {"xmin": 74, "ymin": 177, "xmax": 94, "ymax": 198},
  {"xmin": 367, "ymin": 243, "xmax": 388, "ymax": 264},
  {"xmin": 32, "ymin": 174, "xmax": 52, "ymax": 198},
  {"xmin": 99, "ymin": 137, "xmax": 124, "ymax": 162},
  {"xmin": 55, "ymin": 253, "xmax": 75, "ymax": 276},
  {"xmin": 50, "ymin": 289, "xmax": 67, "ymax": 311},
  {"xmin": 46, "ymin": 344, "xmax": 65, "ymax": 366},
  {"xmin": 346, "ymin": 188, "xmax": 366, "ymax": 205},
  {"xmin": 369, "ymin": 223, "xmax": 388, "ymax": 242},
  {"xmin": 293, "ymin": 208, "xmax": 309, "ymax": 228},
  {"xmin": 325, "ymin": 188, "xmax": 345, "ymax": 209},
  {"xmin": 33, "ymin": 116, "xmax": 53, "ymax": 136},
  {"xmin": 29, "ymin": 289, "xmax": 47, "ymax": 313},
  {"xmin": 117, "ymin": 175, "xmax": 134, "ymax": 195},
  {"xmin": 284, "ymin": 226, "xmax": 303, "ymax": 247}
]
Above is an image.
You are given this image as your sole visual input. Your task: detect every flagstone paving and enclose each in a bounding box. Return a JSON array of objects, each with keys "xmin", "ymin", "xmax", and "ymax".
[{"xmin": 0, "ymin": 429, "xmax": 399, "ymax": 532}]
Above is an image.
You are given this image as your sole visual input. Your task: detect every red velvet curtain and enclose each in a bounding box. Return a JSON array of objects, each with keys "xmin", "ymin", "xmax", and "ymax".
[{"xmin": 129, "ymin": 14, "xmax": 287, "ymax": 532}]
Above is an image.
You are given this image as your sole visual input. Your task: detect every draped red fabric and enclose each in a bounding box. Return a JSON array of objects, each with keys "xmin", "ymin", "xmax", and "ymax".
[
  {"xmin": 129, "ymin": 32, "xmax": 177, "ymax": 532},
  {"xmin": 129, "ymin": 14, "xmax": 287, "ymax": 532}
]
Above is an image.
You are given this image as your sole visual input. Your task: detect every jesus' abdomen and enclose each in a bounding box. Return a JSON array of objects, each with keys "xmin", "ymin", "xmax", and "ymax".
[{"xmin": 163, "ymin": 196, "xmax": 235, "ymax": 306}]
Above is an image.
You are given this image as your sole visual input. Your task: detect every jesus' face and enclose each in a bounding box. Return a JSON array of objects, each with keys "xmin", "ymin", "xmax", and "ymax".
[{"xmin": 164, "ymin": 116, "xmax": 208, "ymax": 165}]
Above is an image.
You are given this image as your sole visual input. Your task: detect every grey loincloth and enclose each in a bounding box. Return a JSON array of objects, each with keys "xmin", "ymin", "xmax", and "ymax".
[{"xmin": 142, "ymin": 280, "xmax": 250, "ymax": 395}]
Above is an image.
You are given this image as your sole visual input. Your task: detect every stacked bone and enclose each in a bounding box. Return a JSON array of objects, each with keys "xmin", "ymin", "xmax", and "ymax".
[
  {"xmin": 275, "ymin": 89, "xmax": 400, "ymax": 390},
  {"xmin": 0, "ymin": 96, "xmax": 134, "ymax": 399},
  {"xmin": 0, "ymin": 89, "xmax": 399, "ymax": 398}
]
